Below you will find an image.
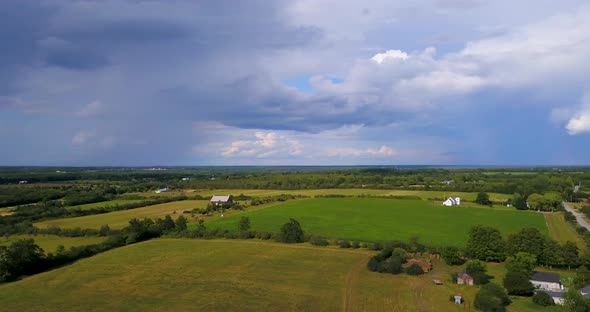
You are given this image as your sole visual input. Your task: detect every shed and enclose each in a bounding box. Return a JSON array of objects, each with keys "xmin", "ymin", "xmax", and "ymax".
[{"xmin": 457, "ymin": 271, "xmax": 474, "ymax": 286}]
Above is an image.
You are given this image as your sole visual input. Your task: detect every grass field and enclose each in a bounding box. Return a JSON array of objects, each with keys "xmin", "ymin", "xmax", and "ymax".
[
  {"xmin": 35, "ymin": 200, "xmax": 209, "ymax": 230},
  {"xmin": 206, "ymin": 198, "xmax": 548, "ymax": 247},
  {"xmin": 0, "ymin": 239, "xmax": 559, "ymax": 312},
  {"xmin": 0, "ymin": 235, "xmax": 106, "ymax": 253},
  {"xmin": 544, "ymin": 213, "xmax": 586, "ymax": 249},
  {"xmin": 66, "ymin": 199, "xmax": 146, "ymax": 210}
]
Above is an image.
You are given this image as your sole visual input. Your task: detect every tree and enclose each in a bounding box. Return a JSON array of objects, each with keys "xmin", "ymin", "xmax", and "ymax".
[
  {"xmin": 441, "ymin": 246, "xmax": 464, "ymax": 265},
  {"xmin": 562, "ymin": 288, "xmax": 588, "ymax": 312},
  {"xmin": 512, "ymin": 193, "xmax": 527, "ymax": 210},
  {"xmin": 238, "ymin": 216, "xmax": 251, "ymax": 233},
  {"xmin": 466, "ymin": 225, "xmax": 506, "ymax": 262},
  {"xmin": 381, "ymin": 257, "xmax": 402, "ymax": 274},
  {"xmin": 527, "ymin": 193, "xmax": 544, "ymax": 210},
  {"xmin": 278, "ymin": 218, "xmax": 304, "ymax": 243},
  {"xmin": 505, "ymin": 252, "xmax": 537, "ymax": 276},
  {"xmin": 539, "ymin": 239, "xmax": 563, "ymax": 267},
  {"xmin": 405, "ymin": 263, "xmax": 424, "ymax": 275},
  {"xmin": 503, "ymin": 270, "xmax": 534, "ymax": 296},
  {"xmin": 161, "ymin": 215, "xmax": 175, "ymax": 232},
  {"xmin": 175, "ymin": 215, "xmax": 188, "ymax": 231},
  {"xmin": 562, "ymin": 241, "xmax": 581, "ymax": 269},
  {"xmin": 476, "ymin": 192, "xmax": 492, "ymax": 206},
  {"xmin": 0, "ymin": 239, "xmax": 45, "ymax": 282},
  {"xmin": 574, "ymin": 266, "xmax": 590, "ymax": 290},
  {"xmin": 474, "ymin": 283, "xmax": 511, "ymax": 312},
  {"xmin": 532, "ymin": 291, "xmax": 555, "ymax": 307},
  {"xmin": 505, "ymin": 228, "xmax": 545, "ymax": 258},
  {"xmin": 98, "ymin": 224, "xmax": 111, "ymax": 237},
  {"xmin": 465, "ymin": 259, "xmax": 492, "ymax": 285}
]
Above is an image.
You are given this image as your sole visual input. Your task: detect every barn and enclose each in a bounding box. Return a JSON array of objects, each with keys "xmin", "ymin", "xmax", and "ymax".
[{"xmin": 210, "ymin": 195, "xmax": 232, "ymax": 205}]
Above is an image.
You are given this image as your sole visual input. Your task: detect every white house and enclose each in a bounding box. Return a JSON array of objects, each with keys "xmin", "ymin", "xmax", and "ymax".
[
  {"xmin": 531, "ymin": 272, "xmax": 563, "ymax": 291},
  {"xmin": 18, "ymin": 180, "xmax": 28, "ymax": 184},
  {"xmin": 443, "ymin": 197, "xmax": 461, "ymax": 206},
  {"xmin": 155, "ymin": 187, "xmax": 169, "ymax": 194},
  {"xmin": 543, "ymin": 290, "xmax": 565, "ymax": 305}
]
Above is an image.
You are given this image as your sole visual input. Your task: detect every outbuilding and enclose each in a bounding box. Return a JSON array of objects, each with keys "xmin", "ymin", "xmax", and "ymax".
[
  {"xmin": 443, "ymin": 197, "xmax": 461, "ymax": 206},
  {"xmin": 457, "ymin": 271, "xmax": 474, "ymax": 285}
]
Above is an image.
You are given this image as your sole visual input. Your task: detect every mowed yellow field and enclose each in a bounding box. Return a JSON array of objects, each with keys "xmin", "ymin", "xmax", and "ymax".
[
  {"xmin": 35, "ymin": 200, "xmax": 209, "ymax": 230},
  {"xmin": 0, "ymin": 239, "xmax": 551, "ymax": 312}
]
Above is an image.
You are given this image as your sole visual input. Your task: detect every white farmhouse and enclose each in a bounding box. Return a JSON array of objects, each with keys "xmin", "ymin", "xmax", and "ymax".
[{"xmin": 443, "ymin": 197, "xmax": 461, "ymax": 206}]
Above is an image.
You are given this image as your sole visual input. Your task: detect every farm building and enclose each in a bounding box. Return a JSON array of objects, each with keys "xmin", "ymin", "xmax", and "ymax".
[
  {"xmin": 18, "ymin": 180, "xmax": 28, "ymax": 184},
  {"xmin": 530, "ymin": 272, "xmax": 563, "ymax": 291},
  {"xmin": 443, "ymin": 197, "xmax": 461, "ymax": 206},
  {"xmin": 210, "ymin": 195, "xmax": 232, "ymax": 205},
  {"xmin": 155, "ymin": 187, "xmax": 169, "ymax": 194},
  {"xmin": 456, "ymin": 271, "xmax": 474, "ymax": 285}
]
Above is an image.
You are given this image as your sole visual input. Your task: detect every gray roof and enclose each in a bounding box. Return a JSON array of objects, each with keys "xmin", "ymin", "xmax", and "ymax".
[
  {"xmin": 531, "ymin": 272, "xmax": 561, "ymax": 284},
  {"xmin": 581, "ymin": 285, "xmax": 590, "ymax": 295}
]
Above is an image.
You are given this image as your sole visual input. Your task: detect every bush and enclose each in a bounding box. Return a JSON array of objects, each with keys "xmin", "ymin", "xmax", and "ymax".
[
  {"xmin": 405, "ymin": 263, "xmax": 425, "ymax": 275},
  {"xmin": 532, "ymin": 291, "xmax": 555, "ymax": 306},
  {"xmin": 351, "ymin": 241, "xmax": 360, "ymax": 249},
  {"xmin": 277, "ymin": 218, "xmax": 304, "ymax": 243},
  {"xmin": 339, "ymin": 240, "xmax": 351, "ymax": 248},
  {"xmin": 309, "ymin": 236, "xmax": 329, "ymax": 246}
]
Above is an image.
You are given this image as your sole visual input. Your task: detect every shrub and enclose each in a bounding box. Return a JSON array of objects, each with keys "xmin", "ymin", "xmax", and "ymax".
[
  {"xmin": 339, "ymin": 240, "xmax": 351, "ymax": 248},
  {"xmin": 532, "ymin": 291, "xmax": 554, "ymax": 306},
  {"xmin": 309, "ymin": 236, "xmax": 329, "ymax": 246},
  {"xmin": 277, "ymin": 218, "xmax": 304, "ymax": 243},
  {"xmin": 405, "ymin": 263, "xmax": 425, "ymax": 275},
  {"xmin": 351, "ymin": 241, "xmax": 360, "ymax": 249}
]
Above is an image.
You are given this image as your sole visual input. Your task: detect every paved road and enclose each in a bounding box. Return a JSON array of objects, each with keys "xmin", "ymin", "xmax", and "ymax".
[{"xmin": 562, "ymin": 202, "xmax": 590, "ymax": 231}]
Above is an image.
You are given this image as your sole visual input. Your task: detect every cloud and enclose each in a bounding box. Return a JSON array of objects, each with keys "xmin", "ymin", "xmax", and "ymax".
[
  {"xmin": 326, "ymin": 145, "xmax": 396, "ymax": 157},
  {"xmin": 371, "ymin": 49, "xmax": 409, "ymax": 63},
  {"xmin": 72, "ymin": 131, "xmax": 93, "ymax": 145},
  {"xmin": 564, "ymin": 93, "xmax": 590, "ymax": 135},
  {"xmin": 75, "ymin": 100, "xmax": 103, "ymax": 117},
  {"xmin": 221, "ymin": 131, "xmax": 304, "ymax": 158}
]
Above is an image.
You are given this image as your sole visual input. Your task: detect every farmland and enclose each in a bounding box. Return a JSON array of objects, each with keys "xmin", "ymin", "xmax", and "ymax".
[
  {"xmin": 0, "ymin": 235, "xmax": 106, "ymax": 253},
  {"xmin": 206, "ymin": 198, "xmax": 548, "ymax": 247},
  {"xmin": 35, "ymin": 200, "xmax": 209, "ymax": 230},
  {"xmin": 0, "ymin": 238, "xmax": 554, "ymax": 312}
]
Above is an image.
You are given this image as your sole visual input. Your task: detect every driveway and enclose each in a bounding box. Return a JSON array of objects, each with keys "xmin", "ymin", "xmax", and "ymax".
[{"xmin": 562, "ymin": 202, "xmax": 590, "ymax": 231}]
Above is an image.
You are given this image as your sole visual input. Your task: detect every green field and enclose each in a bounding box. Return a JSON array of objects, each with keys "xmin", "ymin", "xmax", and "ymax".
[
  {"xmin": 35, "ymin": 200, "xmax": 209, "ymax": 230},
  {"xmin": 207, "ymin": 198, "xmax": 548, "ymax": 247},
  {"xmin": 0, "ymin": 235, "xmax": 106, "ymax": 253},
  {"xmin": 66, "ymin": 199, "xmax": 146, "ymax": 210},
  {"xmin": 0, "ymin": 239, "xmax": 556, "ymax": 312},
  {"xmin": 544, "ymin": 213, "xmax": 586, "ymax": 249}
]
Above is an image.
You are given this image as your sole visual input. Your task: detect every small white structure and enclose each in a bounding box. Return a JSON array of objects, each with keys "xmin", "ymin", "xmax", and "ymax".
[
  {"xmin": 443, "ymin": 180, "xmax": 455, "ymax": 185},
  {"xmin": 531, "ymin": 272, "xmax": 563, "ymax": 291},
  {"xmin": 454, "ymin": 295, "xmax": 462, "ymax": 304},
  {"xmin": 210, "ymin": 195, "xmax": 232, "ymax": 205},
  {"xmin": 543, "ymin": 291, "xmax": 565, "ymax": 305},
  {"xmin": 181, "ymin": 177, "xmax": 191, "ymax": 181},
  {"xmin": 155, "ymin": 187, "xmax": 169, "ymax": 194},
  {"xmin": 443, "ymin": 197, "xmax": 461, "ymax": 206},
  {"xmin": 18, "ymin": 180, "xmax": 28, "ymax": 184}
]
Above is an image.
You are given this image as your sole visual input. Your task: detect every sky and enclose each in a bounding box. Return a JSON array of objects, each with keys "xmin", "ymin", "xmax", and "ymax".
[{"xmin": 1, "ymin": 0, "xmax": 590, "ymax": 166}]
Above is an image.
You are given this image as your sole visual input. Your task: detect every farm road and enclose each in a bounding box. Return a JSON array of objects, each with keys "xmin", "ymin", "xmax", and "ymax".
[{"xmin": 562, "ymin": 202, "xmax": 590, "ymax": 231}]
